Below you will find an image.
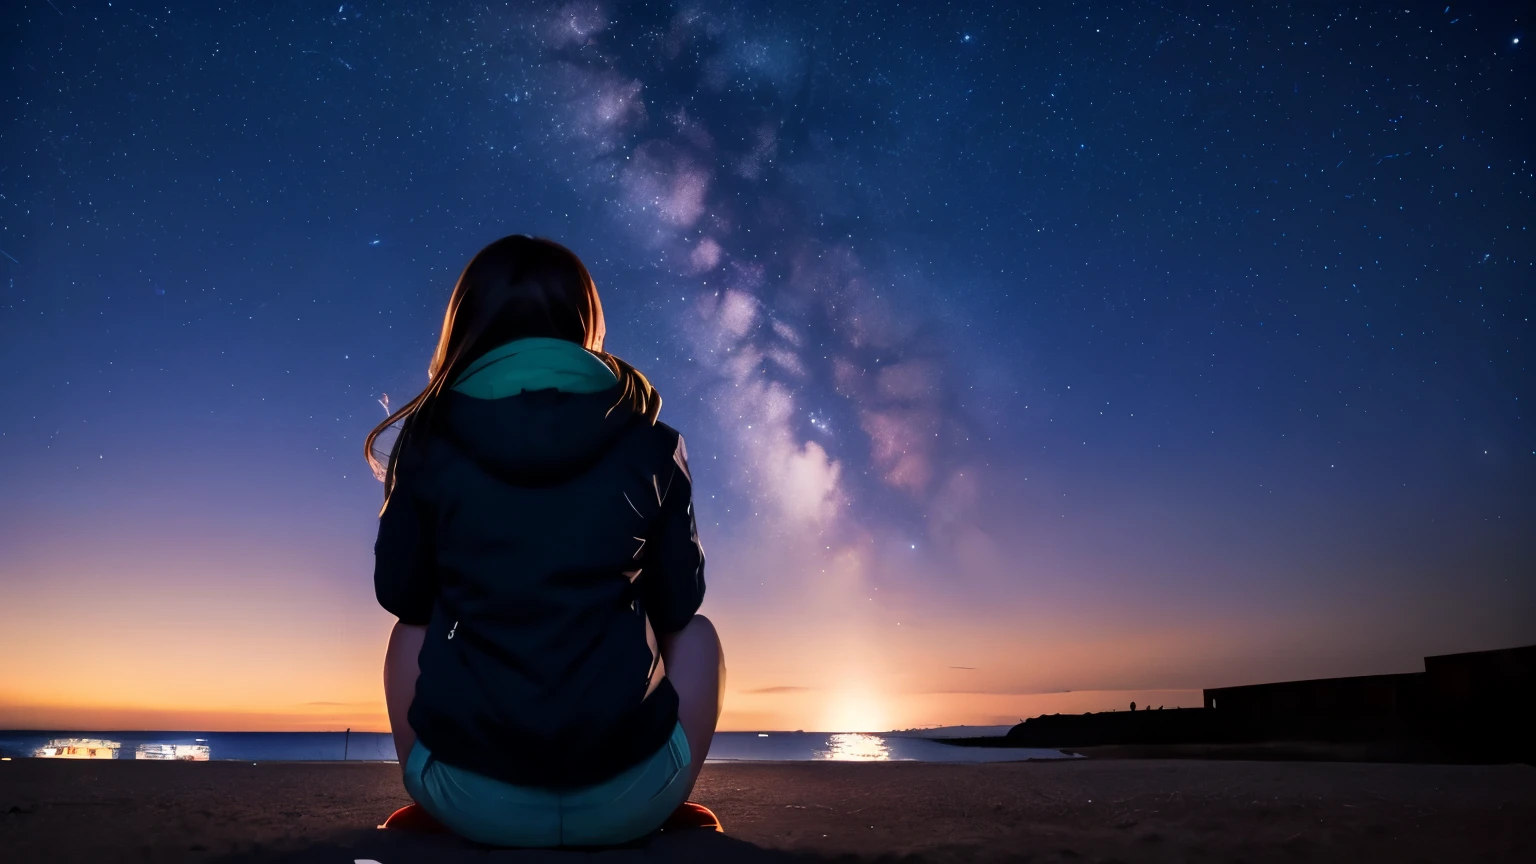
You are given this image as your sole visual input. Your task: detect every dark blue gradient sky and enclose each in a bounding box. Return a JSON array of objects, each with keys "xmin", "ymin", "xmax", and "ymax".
[{"xmin": 1, "ymin": 1, "xmax": 1530, "ymax": 732}]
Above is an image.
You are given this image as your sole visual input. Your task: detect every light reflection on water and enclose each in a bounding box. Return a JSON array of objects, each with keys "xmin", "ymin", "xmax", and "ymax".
[
  {"xmin": 812, "ymin": 732, "xmax": 892, "ymax": 761},
  {"xmin": 709, "ymin": 731, "xmax": 1073, "ymax": 763},
  {"xmin": 3, "ymin": 732, "xmax": 398, "ymax": 762},
  {"xmin": 4, "ymin": 730, "xmax": 1074, "ymax": 763}
]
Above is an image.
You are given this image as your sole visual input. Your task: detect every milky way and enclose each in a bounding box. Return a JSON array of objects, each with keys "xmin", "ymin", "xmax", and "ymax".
[{"xmin": 510, "ymin": 4, "xmax": 983, "ymax": 549}]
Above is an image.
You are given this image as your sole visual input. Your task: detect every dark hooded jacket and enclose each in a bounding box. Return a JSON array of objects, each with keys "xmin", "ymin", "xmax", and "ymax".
[{"xmin": 373, "ymin": 342, "xmax": 705, "ymax": 789}]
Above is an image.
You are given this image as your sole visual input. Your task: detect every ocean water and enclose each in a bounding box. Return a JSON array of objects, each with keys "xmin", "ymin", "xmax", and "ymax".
[{"xmin": 0, "ymin": 729, "xmax": 1072, "ymax": 764}]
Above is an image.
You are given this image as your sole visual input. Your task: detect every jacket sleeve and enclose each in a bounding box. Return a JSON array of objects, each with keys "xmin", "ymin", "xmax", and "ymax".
[
  {"xmin": 643, "ymin": 432, "xmax": 706, "ymax": 634},
  {"xmin": 373, "ymin": 450, "xmax": 436, "ymax": 625}
]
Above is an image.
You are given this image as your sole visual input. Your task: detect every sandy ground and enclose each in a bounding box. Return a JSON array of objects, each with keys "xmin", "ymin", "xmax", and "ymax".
[{"xmin": 1, "ymin": 758, "xmax": 1532, "ymax": 863}]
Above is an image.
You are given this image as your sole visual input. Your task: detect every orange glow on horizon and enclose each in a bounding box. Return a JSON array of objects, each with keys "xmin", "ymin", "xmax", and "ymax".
[{"xmin": 0, "ymin": 525, "xmax": 1400, "ymax": 734}]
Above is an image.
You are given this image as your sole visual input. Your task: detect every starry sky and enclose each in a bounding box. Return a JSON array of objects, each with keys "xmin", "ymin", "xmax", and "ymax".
[{"xmin": 1, "ymin": 1, "xmax": 1531, "ymax": 734}]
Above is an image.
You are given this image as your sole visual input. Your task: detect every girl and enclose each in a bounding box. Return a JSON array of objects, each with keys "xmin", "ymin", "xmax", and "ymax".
[{"xmin": 365, "ymin": 235, "xmax": 725, "ymax": 847}]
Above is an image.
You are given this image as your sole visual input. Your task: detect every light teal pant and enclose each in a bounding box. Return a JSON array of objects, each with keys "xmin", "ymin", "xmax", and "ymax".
[{"xmin": 402, "ymin": 721, "xmax": 692, "ymax": 848}]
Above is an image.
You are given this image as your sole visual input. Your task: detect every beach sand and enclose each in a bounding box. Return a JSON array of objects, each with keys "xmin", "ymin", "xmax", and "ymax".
[{"xmin": 2, "ymin": 758, "xmax": 1531, "ymax": 862}]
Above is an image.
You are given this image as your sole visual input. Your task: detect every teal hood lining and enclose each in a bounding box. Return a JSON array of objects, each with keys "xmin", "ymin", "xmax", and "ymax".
[{"xmin": 451, "ymin": 337, "xmax": 619, "ymax": 399}]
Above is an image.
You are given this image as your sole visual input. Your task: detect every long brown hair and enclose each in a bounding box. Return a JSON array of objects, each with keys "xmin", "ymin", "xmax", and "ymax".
[{"xmin": 364, "ymin": 235, "xmax": 660, "ymax": 511}]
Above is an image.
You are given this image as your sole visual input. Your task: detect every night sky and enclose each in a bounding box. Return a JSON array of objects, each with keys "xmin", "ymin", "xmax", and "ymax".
[{"xmin": 1, "ymin": 1, "xmax": 1531, "ymax": 733}]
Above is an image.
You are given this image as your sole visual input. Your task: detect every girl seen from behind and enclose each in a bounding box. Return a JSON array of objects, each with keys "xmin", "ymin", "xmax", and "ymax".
[{"xmin": 365, "ymin": 235, "xmax": 725, "ymax": 848}]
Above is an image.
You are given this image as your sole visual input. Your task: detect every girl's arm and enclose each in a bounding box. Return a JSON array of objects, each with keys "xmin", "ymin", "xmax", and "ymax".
[
  {"xmin": 643, "ymin": 433, "xmax": 706, "ymax": 635},
  {"xmin": 374, "ymin": 443, "xmax": 435, "ymax": 764},
  {"xmin": 374, "ymin": 448, "xmax": 436, "ymax": 625}
]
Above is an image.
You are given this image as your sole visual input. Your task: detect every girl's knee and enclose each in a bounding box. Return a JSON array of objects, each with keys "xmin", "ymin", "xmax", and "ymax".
[
  {"xmin": 685, "ymin": 614, "xmax": 724, "ymax": 666},
  {"xmin": 686, "ymin": 613, "xmax": 718, "ymax": 641}
]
